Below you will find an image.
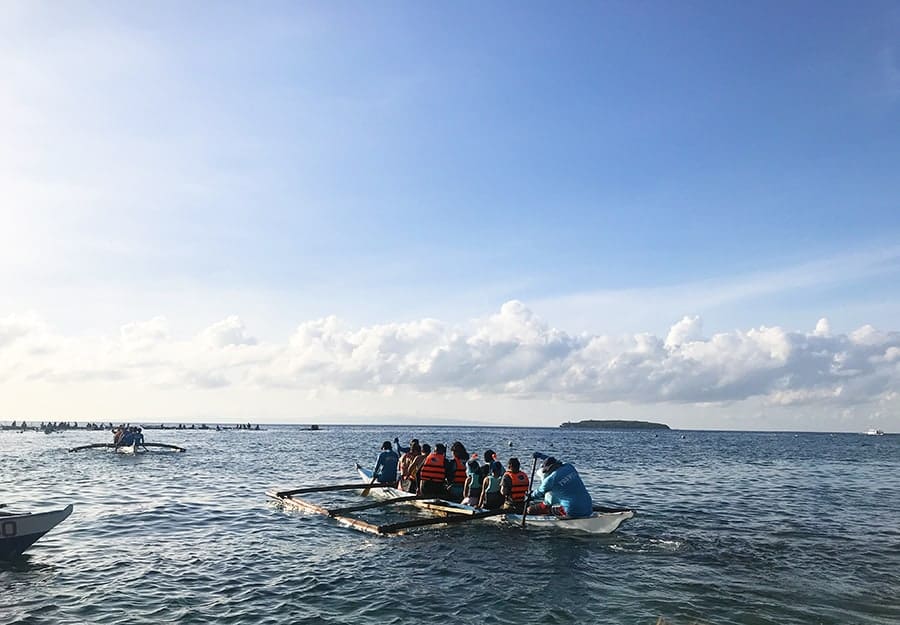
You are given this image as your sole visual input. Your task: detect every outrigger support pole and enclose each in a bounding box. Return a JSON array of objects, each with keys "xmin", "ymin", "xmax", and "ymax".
[
  {"xmin": 267, "ymin": 492, "xmax": 421, "ymax": 517},
  {"xmin": 274, "ymin": 483, "xmax": 398, "ymax": 498},
  {"xmin": 68, "ymin": 443, "xmax": 115, "ymax": 452}
]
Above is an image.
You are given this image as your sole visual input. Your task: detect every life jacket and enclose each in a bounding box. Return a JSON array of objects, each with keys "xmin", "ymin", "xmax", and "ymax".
[
  {"xmin": 419, "ymin": 452, "xmax": 447, "ymax": 483},
  {"xmin": 504, "ymin": 470, "xmax": 529, "ymax": 502},
  {"xmin": 483, "ymin": 475, "xmax": 501, "ymax": 493},
  {"xmin": 452, "ymin": 458, "xmax": 467, "ymax": 484}
]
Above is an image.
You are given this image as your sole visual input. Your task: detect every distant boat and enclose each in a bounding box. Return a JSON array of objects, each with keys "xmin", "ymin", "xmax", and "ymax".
[{"xmin": 864, "ymin": 428, "xmax": 885, "ymax": 436}]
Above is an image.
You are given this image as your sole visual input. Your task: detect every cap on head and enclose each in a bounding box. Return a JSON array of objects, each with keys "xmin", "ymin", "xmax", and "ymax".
[{"xmin": 542, "ymin": 457, "xmax": 561, "ymax": 473}]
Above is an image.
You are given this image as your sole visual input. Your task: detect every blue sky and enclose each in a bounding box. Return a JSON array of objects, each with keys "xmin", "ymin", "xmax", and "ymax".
[{"xmin": 1, "ymin": 2, "xmax": 899, "ymax": 429}]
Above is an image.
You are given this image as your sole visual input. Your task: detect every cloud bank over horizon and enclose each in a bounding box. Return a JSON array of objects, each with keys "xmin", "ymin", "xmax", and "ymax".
[{"xmin": 2, "ymin": 301, "xmax": 898, "ymax": 429}]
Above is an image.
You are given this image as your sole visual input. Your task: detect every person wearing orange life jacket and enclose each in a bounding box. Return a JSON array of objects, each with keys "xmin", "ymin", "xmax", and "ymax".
[
  {"xmin": 500, "ymin": 457, "xmax": 530, "ymax": 513},
  {"xmin": 446, "ymin": 441, "xmax": 470, "ymax": 502},
  {"xmin": 418, "ymin": 443, "xmax": 453, "ymax": 498}
]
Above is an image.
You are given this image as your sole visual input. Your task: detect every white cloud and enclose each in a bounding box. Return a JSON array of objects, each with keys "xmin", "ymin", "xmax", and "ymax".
[
  {"xmin": 0, "ymin": 313, "xmax": 45, "ymax": 349},
  {"xmin": 4, "ymin": 303, "xmax": 898, "ymax": 419},
  {"xmin": 665, "ymin": 315, "xmax": 703, "ymax": 348},
  {"xmin": 199, "ymin": 315, "xmax": 257, "ymax": 348},
  {"xmin": 121, "ymin": 316, "xmax": 170, "ymax": 350}
]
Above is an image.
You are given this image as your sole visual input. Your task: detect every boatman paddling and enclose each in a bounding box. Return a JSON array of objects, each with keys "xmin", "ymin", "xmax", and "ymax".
[
  {"xmin": 372, "ymin": 441, "xmax": 399, "ymax": 484},
  {"xmin": 527, "ymin": 454, "xmax": 593, "ymax": 519}
]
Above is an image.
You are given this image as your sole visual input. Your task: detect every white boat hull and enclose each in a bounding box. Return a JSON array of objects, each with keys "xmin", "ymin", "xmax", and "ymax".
[
  {"xmin": 356, "ymin": 466, "xmax": 633, "ymax": 534},
  {"xmin": 0, "ymin": 504, "xmax": 73, "ymax": 560}
]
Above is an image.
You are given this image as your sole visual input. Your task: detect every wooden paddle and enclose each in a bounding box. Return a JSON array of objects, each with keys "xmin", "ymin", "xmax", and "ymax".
[
  {"xmin": 520, "ymin": 455, "xmax": 539, "ymax": 528},
  {"xmin": 360, "ymin": 472, "xmax": 379, "ymax": 497}
]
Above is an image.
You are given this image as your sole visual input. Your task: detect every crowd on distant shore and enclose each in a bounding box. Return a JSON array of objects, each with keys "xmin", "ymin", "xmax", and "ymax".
[
  {"xmin": 0, "ymin": 421, "xmax": 112, "ymax": 432},
  {"xmin": 1, "ymin": 421, "xmax": 262, "ymax": 432},
  {"xmin": 368, "ymin": 437, "xmax": 594, "ymax": 518}
]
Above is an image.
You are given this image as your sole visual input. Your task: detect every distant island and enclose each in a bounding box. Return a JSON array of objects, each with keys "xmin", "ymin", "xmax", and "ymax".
[{"xmin": 560, "ymin": 419, "xmax": 670, "ymax": 430}]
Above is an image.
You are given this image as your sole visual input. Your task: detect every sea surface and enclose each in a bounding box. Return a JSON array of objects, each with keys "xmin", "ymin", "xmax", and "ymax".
[{"xmin": 1, "ymin": 426, "xmax": 898, "ymax": 625}]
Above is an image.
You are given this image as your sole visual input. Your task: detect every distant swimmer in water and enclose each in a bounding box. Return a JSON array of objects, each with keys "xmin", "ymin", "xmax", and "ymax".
[{"xmin": 372, "ymin": 441, "xmax": 399, "ymax": 484}]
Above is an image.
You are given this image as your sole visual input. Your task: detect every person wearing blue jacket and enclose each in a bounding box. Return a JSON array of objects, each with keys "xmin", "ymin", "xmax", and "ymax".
[
  {"xmin": 527, "ymin": 455, "xmax": 593, "ymax": 518},
  {"xmin": 372, "ymin": 441, "xmax": 399, "ymax": 484}
]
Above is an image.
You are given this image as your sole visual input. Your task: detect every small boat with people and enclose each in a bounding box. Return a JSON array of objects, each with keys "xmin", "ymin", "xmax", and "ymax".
[
  {"xmin": 864, "ymin": 428, "xmax": 885, "ymax": 436},
  {"xmin": 68, "ymin": 424, "xmax": 186, "ymax": 453},
  {"xmin": 356, "ymin": 465, "xmax": 633, "ymax": 534},
  {"xmin": 267, "ymin": 439, "xmax": 634, "ymax": 536},
  {"xmin": 0, "ymin": 503, "xmax": 73, "ymax": 560}
]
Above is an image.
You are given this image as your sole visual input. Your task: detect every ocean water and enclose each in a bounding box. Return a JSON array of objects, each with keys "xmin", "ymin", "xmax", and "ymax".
[{"xmin": 1, "ymin": 426, "xmax": 898, "ymax": 625}]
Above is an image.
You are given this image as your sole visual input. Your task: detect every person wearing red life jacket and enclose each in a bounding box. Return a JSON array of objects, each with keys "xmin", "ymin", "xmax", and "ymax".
[
  {"xmin": 418, "ymin": 443, "xmax": 452, "ymax": 498},
  {"xmin": 446, "ymin": 441, "xmax": 470, "ymax": 502},
  {"xmin": 500, "ymin": 457, "xmax": 529, "ymax": 513}
]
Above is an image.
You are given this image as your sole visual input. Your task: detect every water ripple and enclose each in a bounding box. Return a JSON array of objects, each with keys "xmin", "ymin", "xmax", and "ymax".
[{"xmin": 1, "ymin": 428, "xmax": 899, "ymax": 624}]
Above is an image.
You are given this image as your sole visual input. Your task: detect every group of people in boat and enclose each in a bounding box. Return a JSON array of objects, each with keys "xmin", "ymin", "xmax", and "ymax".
[
  {"xmin": 112, "ymin": 425, "xmax": 144, "ymax": 447},
  {"xmin": 3, "ymin": 420, "xmax": 108, "ymax": 432},
  {"xmin": 369, "ymin": 438, "xmax": 593, "ymax": 518}
]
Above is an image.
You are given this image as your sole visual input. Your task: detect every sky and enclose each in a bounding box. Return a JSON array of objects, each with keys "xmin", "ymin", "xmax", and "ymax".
[{"xmin": 1, "ymin": 2, "xmax": 899, "ymax": 431}]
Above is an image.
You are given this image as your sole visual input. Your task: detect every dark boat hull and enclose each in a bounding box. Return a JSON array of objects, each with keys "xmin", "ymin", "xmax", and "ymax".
[{"xmin": 0, "ymin": 505, "xmax": 74, "ymax": 560}]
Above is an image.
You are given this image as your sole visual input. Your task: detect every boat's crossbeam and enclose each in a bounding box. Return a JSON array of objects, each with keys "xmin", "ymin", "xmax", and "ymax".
[
  {"xmin": 273, "ymin": 483, "xmax": 397, "ymax": 498},
  {"xmin": 267, "ymin": 489, "xmax": 508, "ymax": 535}
]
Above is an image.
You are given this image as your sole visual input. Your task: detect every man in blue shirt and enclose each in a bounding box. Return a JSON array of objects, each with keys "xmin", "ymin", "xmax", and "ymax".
[
  {"xmin": 372, "ymin": 441, "xmax": 399, "ymax": 484},
  {"xmin": 527, "ymin": 455, "xmax": 593, "ymax": 518}
]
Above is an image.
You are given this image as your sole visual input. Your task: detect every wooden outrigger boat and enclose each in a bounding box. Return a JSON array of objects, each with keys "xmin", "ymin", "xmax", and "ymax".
[
  {"xmin": 0, "ymin": 504, "xmax": 73, "ymax": 560},
  {"xmin": 356, "ymin": 465, "xmax": 634, "ymax": 534},
  {"xmin": 265, "ymin": 464, "xmax": 634, "ymax": 536},
  {"xmin": 68, "ymin": 442, "xmax": 186, "ymax": 453}
]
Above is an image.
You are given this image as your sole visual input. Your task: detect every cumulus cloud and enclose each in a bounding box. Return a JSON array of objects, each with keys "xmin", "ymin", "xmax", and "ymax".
[
  {"xmin": 1, "ymin": 303, "xmax": 899, "ymax": 413},
  {"xmin": 0, "ymin": 313, "xmax": 48, "ymax": 349},
  {"xmin": 665, "ymin": 315, "xmax": 703, "ymax": 348},
  {"xmin": 814, "ymin": 318, "xmax": 831, "ymax": 337},
  {"xmin": 121, "ymin": 316, "xmax": 170, "ymax": 350},
  {"xmin": 198, "ymin": 315, "xmax": 257, "ymax": 348}
]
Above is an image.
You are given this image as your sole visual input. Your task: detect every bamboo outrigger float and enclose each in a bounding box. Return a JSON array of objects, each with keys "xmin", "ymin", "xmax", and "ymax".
[
  {"xmin": 68, "ymin": 442, "xmax": 187, "ymax": 453},
  {"xmin": 266, "ymin": 484, "xmax": 509, "ymax": 535}
]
